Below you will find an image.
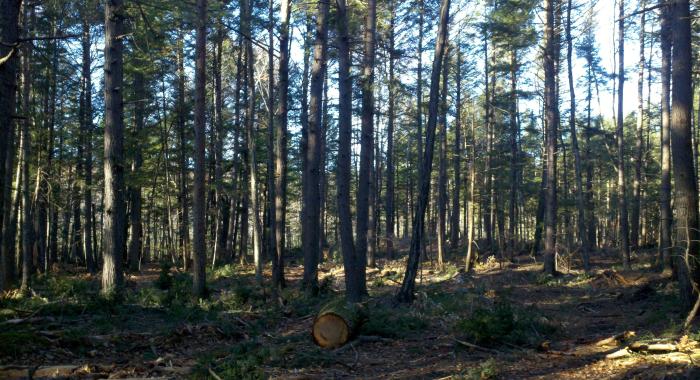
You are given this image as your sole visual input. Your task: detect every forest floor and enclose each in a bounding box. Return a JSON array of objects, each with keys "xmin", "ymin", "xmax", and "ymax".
[{"xmin": 1, "ymin": 247, "xmax": 700, "ymax": 379}]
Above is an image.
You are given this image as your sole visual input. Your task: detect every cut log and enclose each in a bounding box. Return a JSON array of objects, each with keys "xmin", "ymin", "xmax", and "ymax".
[
  {"xmin": 628, "ymin": 342, "xmax": 678, "ymax": 353},
  {"xmin": 606, "ymin": 348, "xmax": 631, "ymax": 359},
  {"xmin": 312, "ymin": 299, "xmax": 364, "ymax": 349}
]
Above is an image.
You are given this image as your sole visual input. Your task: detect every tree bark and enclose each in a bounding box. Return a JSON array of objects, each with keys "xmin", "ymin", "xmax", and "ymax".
[
  {"xmin": 127, "ymin": 69, "xmax": 145, "ymax": 272},
  {"xmin": 0, "ymin": 0, "xmax": 21, "ymax": 290},
  {"xmin": 192, "ymin": 0, "xmax": 208, "ymax": 298},
  {"xmin": 265, "ymin": 0, "xmax": 276, "ymax": 277},
  {"xmin": 631, "ymin": 0, "xmax": 646, "ymax": 253},
  {"xmin": 451, "ymin": 46, "xmax": 462, "ymax": 250},
  {"xmin": 176, "ymin": 31, "xmax": 190, "ymax": 270},
  {"xmin": 213, "ymin": 18, "xmax": 227, "ymax": 268},
  {"xmin": 658, "ymin": 0, "xmax": 672, "ymax": 271},
  {"xmin": 437, "ymin": 48, "xmax": 449, "ymax": 267},
  {"xmin": 81, "ymin": 10, "xmax": 95, "ymax": 274},
  {"xmin": 385, "ymin": 0, "xmax": 396, "ymax": 260},
  {"xmin": 302, "ymin": 0, "xmax": 328, "ymax": 294},
  {"xmin": 616, "ymin": 0, "xmax": 631, "ymax": 270},
  {"xmin": 336, "ymin": 0, "xmax": 357, "ymax": 301},
  {"xmin": 273, "ymin": 0, "xmax": 291, "ymax": 290},
  {"xmin": 19, "ymin": 14, "xmax": 33, "ymax": 292},
  {"xmin": 396, "ymin": 0, "xmax": 451, "ymax": 303},
  {"xmin": 670, "ymin": 0, "xmax": 700, "ymax": 309},
  {"xmin": 543, "ymin": 0, "xmax": 558, "ymax": 276},
  {"xmin": 355, "ymin": 0, "xmax": 376, "ymax": 297},
  {"xmin": 102, "ymin": 0, "xmax": 126, "ymax": 297},
  {"xmin": 566, "ymin": 0, "xmax": 589, "ymax": 270}
]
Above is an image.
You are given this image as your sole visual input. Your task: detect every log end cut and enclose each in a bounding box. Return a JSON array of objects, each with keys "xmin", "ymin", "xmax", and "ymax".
[{"xmin": 313, "ymin": 313, "xmax": 351, "ymax": 349}]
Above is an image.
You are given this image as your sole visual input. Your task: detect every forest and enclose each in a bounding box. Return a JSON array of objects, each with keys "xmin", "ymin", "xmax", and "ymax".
[{"xmin": 2, "ymin": 0, "xmax": 700, "ymax": 378}]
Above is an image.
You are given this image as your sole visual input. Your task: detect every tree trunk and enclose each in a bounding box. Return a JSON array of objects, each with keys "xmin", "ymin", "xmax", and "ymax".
[
  {"xmin": 19, "ymin": 16, "xmax": 33, "ymax": 292},
  {"xmin": 239, "ymin": 0, "xmax": 261, "ymax": 280},
  {"xmin": 631, "ymin": 0, "xmax": 646, "ymax": 254},
  {"xmin": 213, "ymin": 20, "xmax": 227, "ymax": 268},
  {"xmin": 176, "ymin": 31, "xmax": 190, "ymax": 270},
  {"xmin": 302, "ymin": 0, "xmax": 328, "ymax": 294},
  {"xmin": 336, "ymin": 0, "xmax": 357, "ymax": 301},
  {"xmin": 670, "ymin": 0, "xmax": 700, "ymax": 310},
  {"xmin": 616, "ymin": 0, "xmax": 631, "ymax": 270},
  {"xmin": 396, "ymin": 0, "xmax": 451, "ymax": 303},
  {"xmin": 482, "ymin": 38, "xmax": 493, "ymax": 253},
  {"xmin": 273, "ymin": 0, "xmax": 291, "ymax": 289},
  {"xmin": 566, "ymin": 0, "xmax": 589, "ymax": 270},
  {"xmin": 128, "ymin": 69, "xmax": 145, "ymax": 272},
  {"xmin": 385, "ymin": 0, "xmax": 396, "ymax": 260},
  {"xmin": 543, "ymin": 0, "xmax": 558, "ymax": 276},
  {"xmin": 509, "ymin": 51, "xmax": 519, "ymax": 260},
  {"xmin": 192, "ymin": 0, "xmax": 208, "ymax": 298},
  {"xmin": 451, "ymin": 46, "xmax": 462, "ymax": 250},
  {"xmin": 265, "ymin": 0, "xmax": 276, "ymax": 277},
  {"xmin": 102, "ymin": 0, "xmax": 126, "ymax": 297},
  {"xmin": 355, "ymin": 0, "xmax": 376, "ymax": 297},
  {"xmin": 437, "ymin": 48, "xmax": 449, "ymax": 268},
  {"xmin": 81, "ymin": 11, "xmax": 95, "ymax": 274},
  {"xmin": 658, "ymin": 0, "xmax": 672, "ymax": 271},
  {"xmin": 0, "ymin": 0, "xmax": 21, "ymax": 290}
]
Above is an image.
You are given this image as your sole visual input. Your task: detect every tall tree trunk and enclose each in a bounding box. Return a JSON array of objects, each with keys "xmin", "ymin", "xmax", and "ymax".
[
  {"xmin": 265, "ymin": 0, "xmax": 276, "ymax": 276},
  {"xmin": 0, "ymin": 0, "xmax": 21, "ymax": 290},
  {"xmin": 616, "ymin": 0, "xmax": 631, "ymax": 270},
  {"xmin": 273, "ymin": 0, "xmax": 291, "ymax": 290},
  {"xmin": 192, "ymin": 0, "xmax": 208, "ymax": 298},
  {"xmin": 631, "ymin": 0, "xmax": 646, "ymax": 253},
  {"xmin": 466, "ymin": 109, "xmax": 476, "ymax": 271},
  {"xmin": 336, "ymin": 0, "xmax": 357, "ymax": 300},
  {"xmin": 482, "ymin": 38, "xmax": 493, "ymax": 252},
  {"xmin": 355, "ymin": 0, "xmax": 376, "ymax": 297},
  {"xmin": 509, "ymin": 51, "xmax": 519, "ymax": 259},
  {"xmin": 437, "ymin": 48, "xmax": 449, "ymax": 267},
  {"xmin": 81, "ymin": 11, "xmax": 95, "ymax": 273},
  {"xmin": 19, "ymin": 13, "xmax": 33, "ymax": 292},
  {"xmin": 416, "ymin": 0, "xmax": 424, "ymax": 174},
  {"xmin": 127, "ymin": 69, "xmax": 145, "ymax": 272},
  {"xmin": 451, "ymin": 46, "xmax": 461, "ymax": 250},
  {"xmin": 658, "ymin": 0, "xmax": 672, "ymax": 271},
  {"xmin": 385, "ymin": 0, "xmax": 396, "ymax": 260},
  {"xmin": 566, "ymin": 0, "xmax": 589, "ymax": 270},
  {"xmin": 242, "ymin": 0, "xmax": 261, "ymax": 283},
  {"xmin": 396, "ymin": 0, "xmax": 451, "ymax": 303},
  {"xmin": 670, "ymin": 0, "xmax": 699, "ymax": 309},
  {"xmin": 543, "ymin": 0, "xmax": 558, "ymax": 275},
  {"xmin": 302, "ymin": 0, "xmax": 328, "ymax": 294},
  {"xmin": 102, "ymin": 0, "xmax": 126, "ymax": 297},
  {"xmin": 213, "ymin": 20, "xmax": 227, "ymax": 268},
  {"xmin": 176, "ymin": 31, "xmax": 190, "ymax": 270}
]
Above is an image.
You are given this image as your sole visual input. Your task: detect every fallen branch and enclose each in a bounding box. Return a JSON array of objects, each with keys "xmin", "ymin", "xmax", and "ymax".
[
  {"xmin": 595, "ymin": 331, "xmax": 636, "ymax": 347},
  {"xmin": 606, "ymin": 348, "xmax": 631, "ymax": 359},
  {"xmin": 628, "ymin": 342, "xmax": 678, "ymax": 353},
  {"xmin": 453, "ymin": 338, "xmax": 500, "ymax": 354},
  {"xmin": 208, "ymin": 367, "xmax": 223, "ymax": 380}
]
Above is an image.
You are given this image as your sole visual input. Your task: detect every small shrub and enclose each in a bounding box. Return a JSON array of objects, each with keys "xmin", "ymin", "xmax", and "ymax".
[
  {"xmin": 455, "ymin": 358, "xmax": 499, "ymax": 380},
  {"xmin": 455, "ymin": 300, "xmax": 554, "ymax": 347},
  {"xmin": 155, "ymin": 261, "xmax": 173, "ymax": 290},
  {"xmin": 361, "ymin": 304, "xmax": 428, "ymax": 338}
]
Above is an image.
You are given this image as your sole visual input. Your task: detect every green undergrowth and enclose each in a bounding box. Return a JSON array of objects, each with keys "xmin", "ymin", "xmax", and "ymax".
[
  {"xmin": 454, "ymin": 295, "xmax": 556, "ymax": 347},
  {"xmin": 194, "ymin": 333, "xmax": 337, "ymax": 379},
  {"xmin": 361, "ymin": 301, "xmax": 428, "ymax": 338}
]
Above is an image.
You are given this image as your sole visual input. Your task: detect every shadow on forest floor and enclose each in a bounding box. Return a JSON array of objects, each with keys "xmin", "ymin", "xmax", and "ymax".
[{"xmin": 1, "ymin": 247, "xmax": 700, "ymax": 379}]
